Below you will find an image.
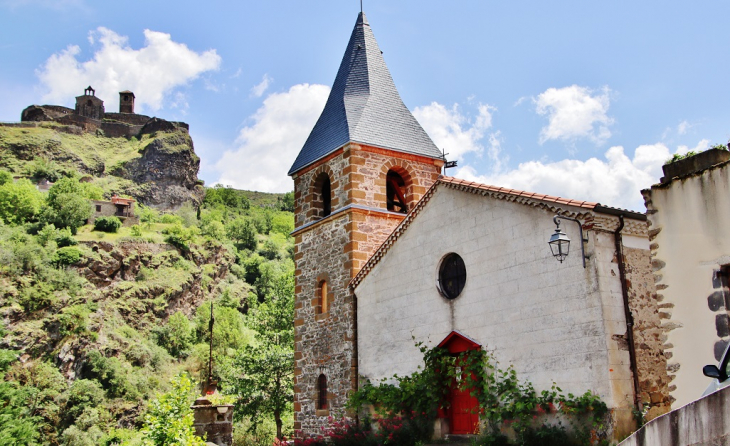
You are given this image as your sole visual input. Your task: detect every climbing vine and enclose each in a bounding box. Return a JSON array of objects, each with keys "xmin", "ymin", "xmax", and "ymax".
[{"xmin": 348, "ymin": 342, "xmax": 609, "ymax": 446}]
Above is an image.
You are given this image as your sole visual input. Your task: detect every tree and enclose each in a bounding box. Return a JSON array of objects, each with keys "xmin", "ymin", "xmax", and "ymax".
[
  {"xmin": 141, "ymin": 374, "xmax": 206, "ymax": 446},
  {"xmin": 42, "ymin": 193, "xmax": 92, "ymax": 234},
  {"xmin": 278, "ymin": 191, "xmax": 295, "ymax": 212},
  {"xmin": 46, "ymin": 177, "xmax": 102, "ymax": 201},
  {"xmin": 0, "ymin": 179, "xmax": 44, "ymax": 225},
  {"xmin": 224, "ymin": 272, "xmax": 294, "ymax": 440},
  {"xmin": 225, "ymin": 218, "xmax": 256, "ymax": 251},
  {"xmin": 153, "ymin": 312, "xmax": 194, "ymax": 359}
]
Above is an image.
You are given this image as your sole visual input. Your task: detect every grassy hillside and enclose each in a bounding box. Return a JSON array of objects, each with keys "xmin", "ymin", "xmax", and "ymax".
[{"xmin": 0, "ymin": 169, "xmax": 295, "ymax": 444}]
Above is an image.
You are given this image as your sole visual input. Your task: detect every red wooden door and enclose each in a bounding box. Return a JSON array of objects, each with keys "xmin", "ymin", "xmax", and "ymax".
[{"xmin": 450, "ymin": 368, "xmax": 479, "ymax": 434}]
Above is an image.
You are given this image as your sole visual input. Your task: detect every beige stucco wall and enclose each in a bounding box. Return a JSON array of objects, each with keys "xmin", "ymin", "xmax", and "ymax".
[
  {"xmin": 643, "ymin": 163, "xmax": 730, "ymax": 408},
  {"xmin": 355, "ymin": 186, "xmax": 640, "ymax": 435}
]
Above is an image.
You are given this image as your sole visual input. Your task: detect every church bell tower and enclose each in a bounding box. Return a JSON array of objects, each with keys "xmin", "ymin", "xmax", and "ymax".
[{"xmin": 289, "ymin": 12, "xmax": 444, "ymax": 437}]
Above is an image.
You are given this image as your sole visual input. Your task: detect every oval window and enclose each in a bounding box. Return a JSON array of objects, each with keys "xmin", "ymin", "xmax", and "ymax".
[{"xmin": 438, "ymin": 253, "xmax": 466, "ymax": 299}]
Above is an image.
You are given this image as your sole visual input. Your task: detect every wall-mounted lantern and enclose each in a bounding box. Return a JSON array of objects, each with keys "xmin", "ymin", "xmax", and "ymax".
[{"xmin": 548, "ymin": 215, "xmax": 587, "ymax": 268}]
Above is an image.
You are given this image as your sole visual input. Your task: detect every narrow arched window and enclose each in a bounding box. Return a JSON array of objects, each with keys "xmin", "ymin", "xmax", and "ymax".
[
  {"xmin": 317, "ymin": 374, "xmax": 328, "ymax": 410},
  {"xmin": 386, "ymin": 170, "xmax": 407, "ymax": 213},
  {"xmin": 318, "ymin": 280, "xmax": 329, "ymax": 314},
  {"xmin": 322, "ymin": 177, "xmax": 331, "ymax": 217},
  {"xmin": 313, "ymin": 172, "xmax": 332, "ymax": 218}
]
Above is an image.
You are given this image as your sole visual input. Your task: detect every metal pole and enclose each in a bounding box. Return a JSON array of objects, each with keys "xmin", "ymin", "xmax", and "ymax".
[{"xmin": 207, "ymin": 298, "xmax": 214, "ymax": 394}]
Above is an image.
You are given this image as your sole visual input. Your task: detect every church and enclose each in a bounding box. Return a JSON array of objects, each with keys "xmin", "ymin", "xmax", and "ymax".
[{"xmin": 289, "ymin": 12, "xmax": 670, "ymax": 441}]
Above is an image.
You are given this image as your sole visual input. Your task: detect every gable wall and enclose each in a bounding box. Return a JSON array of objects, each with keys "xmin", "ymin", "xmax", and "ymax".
[
  {"xmin": 355, "ymin": 186, "xmax": 641, "ymax": 435},
  {"xmin": 643, "ymin": 163, "xmax": 730, "ymax": 408}
]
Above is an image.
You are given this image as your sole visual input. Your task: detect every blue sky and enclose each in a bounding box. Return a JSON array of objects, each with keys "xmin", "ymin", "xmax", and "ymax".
[{"xmin": 1, "ymin": 0, "xmax": 729, "ymax": 210}]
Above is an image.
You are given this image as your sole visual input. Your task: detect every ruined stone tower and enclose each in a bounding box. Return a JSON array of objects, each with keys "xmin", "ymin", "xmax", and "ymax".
[
  {"xmin": 289, "ymin": 12, "xmax": 444, "ymax": 437},
  {"xmin": 119, "ymin": 90, "xmax": 135, "ymax": 114}
]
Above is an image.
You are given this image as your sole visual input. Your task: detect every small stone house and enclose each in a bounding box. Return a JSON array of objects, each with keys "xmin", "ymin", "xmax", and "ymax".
[
  {"xmin": 90, "ymin": 195, "xmax": 139, "ymax": 226},
  {"xmin": 642, "ymin": 148, "xmax": 730, "ymax": 407}
]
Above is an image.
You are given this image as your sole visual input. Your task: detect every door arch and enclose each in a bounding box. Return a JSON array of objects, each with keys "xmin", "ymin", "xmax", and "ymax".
[{"xmin": 437, "ymin": 331, "xmax": 481, "ymax": 435}]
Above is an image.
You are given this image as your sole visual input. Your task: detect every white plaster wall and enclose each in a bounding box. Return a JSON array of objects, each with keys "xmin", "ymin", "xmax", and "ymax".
[
  {"xmin": 647, "ymin": 166, "xmax": 730, "ymax": 407},
  {"xmin": 355, "ymin": 187, "xmax": 634, "ymax": 409}
]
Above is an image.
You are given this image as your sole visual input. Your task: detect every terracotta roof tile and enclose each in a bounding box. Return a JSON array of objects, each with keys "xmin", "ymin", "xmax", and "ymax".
[{"xmin": 438, "ymin": 176, "xmax": 598, "ymax": 209}]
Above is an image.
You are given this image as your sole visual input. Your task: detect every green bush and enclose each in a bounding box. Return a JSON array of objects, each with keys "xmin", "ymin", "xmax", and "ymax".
[
  {"xmin": 137, "ymin": 204, "xmax": 159, "ymax": 223},
  {"xmin": 225, "ymin": 217, "xmax": 256, "ymax": 251},
  {"xmin": 130, "ymin": 224, "xmax": 142, "ymax": 237},
  {"xmin": 52, "ymin": 246, "xmax": 83, "ymax": 267},
  {"xmin": 162, "ymin": 223, "xmax": 200, "ymax": 252},
  {"xmin": 152, "ymin": 311, "xmax": 194, "ymax": 359},
  {"xmin": 0, "ymin": 179, "xmax": 44, "ymax": 225},
  {"xmin": 61, "ymin": 379, "xmax": 105, "ymax": 427},
  {"xmin": 160, "ymin": 213, "xmax": 183, "ymax": 225},
  {"xmin": 0, "ymin": 170, "xmax": 12, "ymax": 186},
  {"xmin": 141, "ymin": 374, "xmax": 206, "ymax": 446},
  {"xmin": 94, "ymin": 216, "xmax": 122, "ymax": 233}
]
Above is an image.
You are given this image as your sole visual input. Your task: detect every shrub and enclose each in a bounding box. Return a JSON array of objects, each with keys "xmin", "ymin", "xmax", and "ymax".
[
  {"xmin": 61, "ymin": 379, "xmax": 105, "ymax": 427},
  {"xmin": 0, "ymin": 179, "xmax": 44, "ymax": 225},
  {"xmin": 152, "ymin": 311, "xmax": 194, "ymax": 359},
  {"xmin": 0, "ymin": 170, "xmax": 12, "ymax": 186},
  {"xmin": 137, "ymin": 204, "xmax": 159, "ymax": 223},
  {"xmin": 160, "ymin": 213, "xmax": 183, "ymax": 225},
  {"xmin": 94, "ymin": 216, "xmax": 122, "ymax": 233},
  {"xmin": 52, "ymin": 246, "xmax": 83, "ymax": 267},
  {"xmin": 162, "ymin": 223, "xmax": 200, "ymax": 252},
  {"xmin": 130, "ymin": 224, "xmax": 142, "ymax": 237}
]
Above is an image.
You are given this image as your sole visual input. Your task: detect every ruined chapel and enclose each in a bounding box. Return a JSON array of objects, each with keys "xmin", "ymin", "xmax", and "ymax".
[{"xmin": 289, "ymin": 12, "xmax": 673, "ymax": 441}]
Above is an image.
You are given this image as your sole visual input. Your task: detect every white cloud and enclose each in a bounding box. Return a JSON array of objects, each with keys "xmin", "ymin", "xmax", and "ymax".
[
  {"xmin": 535, "ymin": 85, "xmax": 613, "ymax": 145},
  {"xmin": 36, "ymin": 27, "xmax": 221, "ymax": 112},
  {"xmin": 677, "ymin": 120, "xmax": 691, "ymax": 135},
  {"xmin": 214, "ymin": 83, "xmax": 330, "ymax": 192},
  {"xmin": 413, "ymin": 102, "xmax": 495, "ymax": 161},
  {"xmin": 456, "ymin": 139, "xmax": 709, "ymax": 211},
  {"xmin": 250, "ymin": 74, "xmax": 272, "ymax": 98}
]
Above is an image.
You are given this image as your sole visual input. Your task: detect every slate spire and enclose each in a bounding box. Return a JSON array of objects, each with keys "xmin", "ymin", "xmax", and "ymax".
[{"xmin": 288, "ymin": 12, "xmax": 442, "ymax": 176}]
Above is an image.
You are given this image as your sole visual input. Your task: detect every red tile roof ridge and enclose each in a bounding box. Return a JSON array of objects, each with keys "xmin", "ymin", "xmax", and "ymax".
[{"xmin": 438, "ymin": 176, "xmax": 598, "ymax": 209}]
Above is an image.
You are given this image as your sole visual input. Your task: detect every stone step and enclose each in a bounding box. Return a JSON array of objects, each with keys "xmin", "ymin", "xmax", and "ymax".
[{"xmin": 423, "ymin": 434, "xmax": 479, "ymax": 445}]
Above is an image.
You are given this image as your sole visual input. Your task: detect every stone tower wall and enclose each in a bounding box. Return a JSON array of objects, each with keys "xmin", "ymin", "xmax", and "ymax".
[{"xmin": 292, "ymin": 143, "xmax": 441, "ymax": 437}]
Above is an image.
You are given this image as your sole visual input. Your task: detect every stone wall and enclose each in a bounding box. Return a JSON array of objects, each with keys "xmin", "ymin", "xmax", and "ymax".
[
  {"xmin": 294, "ymin": 213, "xmax": 356, "ymax": 434},
  {"xmin": 104, "ymin": 112, "xmax": 151, "ymax": 126},
  {"xmin": 623, "ymin": 243, "xmax": 672, "ymax": 420},
  {"xmin": 618, "ymin": 386, "xmax": 730, "ymax": 446},
  {"xmin": 642, "ymin": 160, "xmax": 730, "ymax": 407},
  {"xmin": 191, "ymin": 403, "xmax": 233, "ymax": 446}
]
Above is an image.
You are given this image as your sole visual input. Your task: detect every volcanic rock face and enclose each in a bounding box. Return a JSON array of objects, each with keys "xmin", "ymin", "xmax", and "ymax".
[{"xmin": 117, "ymin": 131, "xmax": 204, "ymax": 210}]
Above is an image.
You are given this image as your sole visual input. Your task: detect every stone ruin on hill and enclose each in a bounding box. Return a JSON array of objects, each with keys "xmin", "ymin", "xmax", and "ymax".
[{"xmin": 20, "ymin": 86, "xmax": 190, "ymax": 138}]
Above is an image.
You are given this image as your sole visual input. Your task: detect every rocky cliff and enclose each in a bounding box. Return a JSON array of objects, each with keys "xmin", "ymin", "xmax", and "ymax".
[{"xmin": 0, "ymin": 121, "xmax": 203, "ymax": 210}]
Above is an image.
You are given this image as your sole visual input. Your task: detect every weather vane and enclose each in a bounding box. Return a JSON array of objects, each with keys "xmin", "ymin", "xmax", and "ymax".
[{"xmin": 442, "ymin": 149, "xmax": 457, "ymax": 174}]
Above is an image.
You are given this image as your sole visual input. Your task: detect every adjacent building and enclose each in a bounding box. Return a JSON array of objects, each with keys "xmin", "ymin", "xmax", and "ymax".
[{"xmin": 642, "ymin": 148, "xmax": 730, "ymax": 407}]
